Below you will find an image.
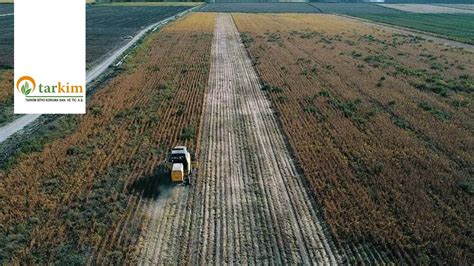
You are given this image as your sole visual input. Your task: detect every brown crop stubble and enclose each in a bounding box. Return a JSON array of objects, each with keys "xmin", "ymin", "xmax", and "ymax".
[
  {"xmin": 0, "ymin": 69, "xmax": 14, "ymax": 124},
  {"xmin": 0, "ymin": 70, "xmax": 12, "ymax": 102},
  {"xmin": 234, "ymin": 13, "xmax": 473, "ymax": 264},
  {"xmin": 0, "ymin": 13, "xmax": 215, "ymax": 264}
]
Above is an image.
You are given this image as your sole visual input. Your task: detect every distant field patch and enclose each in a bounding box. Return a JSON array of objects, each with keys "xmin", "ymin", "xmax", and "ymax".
[
  {"xmin": 199, "ymin": 3, "xmax": 321, "ymax": 13},
  {"xmin": 305, "ymin": 3, "xmax": 474, "ymax": 45},
  {"xmin": 86, "ymin": 5, "xmax": 190, "ymax": 67},
  {"xmin": 357, "ymin": 13, "xmax": 474, "ymax": 44},
  {"xmin": 0, "ymin": 3, "xmax": 13, "ymax": 15},
  {"xmin": 97, "ymin": 2, "xmax": 203, "ymax": 7},
  {"xmin": 435, "ymin": 4, "xmax": 474, "ymax": 11},
  {"xmin": 0, "ymin": 13, "xmax": 13, "ymax": 68},
  {"xmin": 310, "ymin": 3, "xmax": 402, "ymax": 15},
  {"xmin": 379, "ymin": 4, "xmax": 474, "ymax": 14}
]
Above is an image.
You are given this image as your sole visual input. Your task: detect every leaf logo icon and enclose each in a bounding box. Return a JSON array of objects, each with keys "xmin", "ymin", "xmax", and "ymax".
[{"xmin": 16, "ymin": 76, "xmax": 36, "ymax": 96}]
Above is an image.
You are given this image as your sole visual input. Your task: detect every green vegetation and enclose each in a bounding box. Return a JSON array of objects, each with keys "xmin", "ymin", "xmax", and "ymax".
[
  {"xmin": 356, "ymin": 13, "xmax": 474, "ymax": 44},
  {"xmin": 240, "ymin": 33, "xmax": 255, "ymax": 48},
  {"xmin": 418, "ymin": 101, "xmax": 450, "ymax": 120},
  {"xmin": 180, "ymin": 125, "xmax": 196, "ymax": 140},
  {"xmin": 0, "ymin": 115, "xmax": 78, "ymax": 170},
  {"xmin": 458, "ymin": 177, "xmax": 474, "ymax": 196},
  {"xmin": 311, "ymin": 3, "xmax": 474, "ymax": 44},
  {"xmin": 0, "ymin": 98, "xmax": 15, "ymax": 127},
  {"xmin": 413, "ymin": 75, "xmax": 474, "ymax": 97}
]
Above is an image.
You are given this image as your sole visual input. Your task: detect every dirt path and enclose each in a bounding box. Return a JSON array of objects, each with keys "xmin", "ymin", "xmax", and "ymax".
[{"xmin": 137, "ymin": 13, "xmax": 340, "ymax": 264}]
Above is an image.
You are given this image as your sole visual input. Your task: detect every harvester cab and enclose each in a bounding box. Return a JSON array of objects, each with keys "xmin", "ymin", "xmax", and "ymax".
[{"xmin": 168, "ymin": 146, "xmax": 192, "ymax": 185}]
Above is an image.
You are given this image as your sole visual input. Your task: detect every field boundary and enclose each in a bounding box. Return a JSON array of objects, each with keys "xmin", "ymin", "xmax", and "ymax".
[{"xmin": 335, "ymin": 13, "xmax": 474, "ymax": 52}]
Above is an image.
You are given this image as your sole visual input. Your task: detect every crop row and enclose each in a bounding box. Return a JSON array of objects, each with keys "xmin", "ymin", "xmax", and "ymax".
[
  {"xmin": 234, "ymin": 13, "xmax": 473, "ymax": 264},
  {"xmin": 0, "ymin": 13, "xmax": 215, "ymax": 264}
]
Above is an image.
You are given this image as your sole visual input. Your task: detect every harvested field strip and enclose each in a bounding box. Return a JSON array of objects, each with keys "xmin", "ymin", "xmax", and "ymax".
[
  {"xmin": 136, "ymin": 13, "xmax": 342, "ymax": 264},
  {"xmin": 198, "ymin": 13, "xmax": 337, "ymax": 264},
  {"xmin": 0, "ymin": 12, "xmax": 215, "ymax": 264},
  {"xmin": 233, "ymin": 13, "xmax": 473, "ymax": 264}
]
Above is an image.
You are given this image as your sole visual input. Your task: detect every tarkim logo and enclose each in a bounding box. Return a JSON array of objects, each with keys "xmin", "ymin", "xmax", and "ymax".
[
  {"xmin": 15, "ymin": 75, "xmax": 84, "ymax": 101},
  {"xmin": 16, "ymin": 76, "xmax": 36, "ymax": 96}
]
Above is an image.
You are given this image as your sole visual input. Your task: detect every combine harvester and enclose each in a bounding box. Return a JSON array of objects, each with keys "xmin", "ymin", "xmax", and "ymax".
[{"xmin": 167, "ymin": 146, "xmax": 195, "ymax": 185}]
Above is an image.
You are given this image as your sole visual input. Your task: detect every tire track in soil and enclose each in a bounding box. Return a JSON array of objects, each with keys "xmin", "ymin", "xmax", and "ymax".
[{"xmin": 136, "ymin": 13, "xmax": 341, "ymax": 264}]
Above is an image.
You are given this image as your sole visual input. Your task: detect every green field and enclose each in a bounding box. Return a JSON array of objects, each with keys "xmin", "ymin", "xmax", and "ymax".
[
  {"xmin": 308, "ymin": 3, "xmax": 474, "ymax": 45},
  {"xmin": 356, "ymin": 13, "xmax": 474, "ymax": 44},
  {"xmin": 357, "ymin": 13, "xmax": 474, "ymax": 44}
]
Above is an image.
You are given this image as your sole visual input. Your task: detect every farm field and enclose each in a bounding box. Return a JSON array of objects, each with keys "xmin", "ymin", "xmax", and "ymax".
[
  {"xmin": 0, "ymin": 12, "xmax": 214, "ymax": 264},
  {"xmin": 199, "ymin": 3, "xmax": 321, "ymax": 13},
  {"xmin": 199, "ymin": 3, "xmax": 474, "ymax": 44},
  {"xmin": 0, "ymin": 4, "xmax": 14, "ymax": 127},
  {"xmin": 234, "ymin": 13, "xmax": 473, "ymax": 264},
  {"xmin": 355, "ymin": 13, "xmax": 474, "ymax": 44},
  {"xmin": 307, "ymin": 3, "xmax": 474, "ymax": 44},
  {"xmin": 436, "ymin": 4, "xmax": 474, "ymax": 11},
  {"xmin": 379, "ymin": 4, "xmax": 474, "ymax": 14},
  {"xmin": 0, "ymin": 70, "xmax": 15, "ymax": 126},
  {"xmin": 135, "ymin": 13, "xmax": 354, "ymax": 265},
  {"xmin": 0, "ymin": 6, "xmax": 13, "ymax": 68},
  {"xmin": 86, "ymin": 5, "xmax": 191, "ymax": 67},
  {"xmin": 310, "ymin": 3, "xmax": 402, "ymax": 15},
  {"xmin": 0, "ymin": 5, "xmax": 192, "ymax": 132},
  {"xmin": 98, "ymin": 2, "xmax": 204, "ymax": 7},
  {"xmin": 0, "ymin": 3, "xmax": 13, "ymax": 15}
]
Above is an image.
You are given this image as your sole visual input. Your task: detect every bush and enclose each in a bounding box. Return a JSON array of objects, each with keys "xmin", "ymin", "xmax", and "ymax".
[{"xmin": 180, "ymin": 126, "xmax": 196, "ymax": 141}]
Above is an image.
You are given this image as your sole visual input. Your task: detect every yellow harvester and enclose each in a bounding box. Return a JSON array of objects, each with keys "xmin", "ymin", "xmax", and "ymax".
[{"xmin": 168, "ymin": 146, "xmax": 192, "ymax": 184}]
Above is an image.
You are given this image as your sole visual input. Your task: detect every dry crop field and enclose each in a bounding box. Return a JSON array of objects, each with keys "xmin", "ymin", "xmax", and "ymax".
[
  {"xmin": 234, "ymin": 13, "xmax": 473, "ymax": 264},
  {"xmin": 0, "ymin": 70, "xmax": 14, "ymax": 125},
  {"xmin": 0, "ymin": 13, "xmax": 214, "ymax": 263}
]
